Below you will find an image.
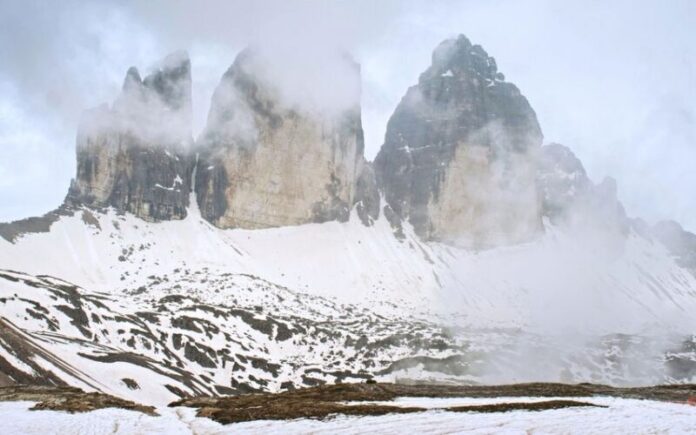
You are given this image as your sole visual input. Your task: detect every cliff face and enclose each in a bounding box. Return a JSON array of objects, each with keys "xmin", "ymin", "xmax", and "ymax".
[
  {"xmin": 65, "ymin": 52, "xmax": 194, "ymax": 221},
  {"xmin": 195, "ymin": 49, "xmax": 377, "ymax": 229},
  {"xmin": 374, "ymin": 35, "xmax": 543, "ymax": 248},
  {"xmin": 45, "ymin": 36, "xmax": 672, "ymax": 252}
]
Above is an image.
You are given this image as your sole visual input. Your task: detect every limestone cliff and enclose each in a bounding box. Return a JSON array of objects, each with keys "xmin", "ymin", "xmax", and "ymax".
[
  {"xmin": 196, "ymin": 48, "xmax": 377, "ymax": 229},
  {"xmin": 65, "ymin": 51, "xmax": 194, "ymax": 221},
  {"xmin": 374, "ymin": 35, "xmax": 542, "ymax": 248}
]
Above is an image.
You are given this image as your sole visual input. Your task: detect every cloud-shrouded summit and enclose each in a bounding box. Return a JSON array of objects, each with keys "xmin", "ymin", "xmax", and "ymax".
[
  {"xmin": 66, "ymin": 51, "xmax": 194, "ymax": 222},
  {"xmin": 375, "ymin": 35, "xmax": 542, "ymax": 248},
  {"xmin": 195, "ymin": 46, "xmax": 374, "ymax": 229}
]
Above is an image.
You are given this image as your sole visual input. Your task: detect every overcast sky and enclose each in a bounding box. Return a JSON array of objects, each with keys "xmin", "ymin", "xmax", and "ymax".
[{"xmin": 1, "ymin": 0, "xmax": 694, "ymax": 231}]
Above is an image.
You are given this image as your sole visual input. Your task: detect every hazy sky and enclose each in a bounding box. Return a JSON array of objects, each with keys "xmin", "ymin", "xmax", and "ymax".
[{"xmin": 1, "ymin": 0, "xmax": 694, "ymax": 231}]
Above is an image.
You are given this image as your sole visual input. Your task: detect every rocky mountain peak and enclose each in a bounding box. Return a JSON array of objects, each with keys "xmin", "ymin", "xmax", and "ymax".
[
  {"xmin": 122, "ymin": 67, "xmax": 142, "ymax": 93},
  {"xmin": 427, "ymin": 34, "xmax": 503, "ymax": 83},
  {"xmin": 141, "ymin": 50, "xmax": 192, "ymax": 112},
  {"xmin": 112, "ymin": 51, "xmax": 192, "ymax": 137},
  {"xmin": 65, "ymin": 51, "xmax": 194, "ymax": 222},
  {"xmin": 374, "ymin": 34, "xmax": 542, "ymax": 248},
  {"xmin": 195, "ymin": 46, "xmax": 377, "ymax": 229}
]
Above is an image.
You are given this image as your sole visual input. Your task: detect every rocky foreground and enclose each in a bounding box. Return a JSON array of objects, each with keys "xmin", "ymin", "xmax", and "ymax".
[
  {"xmin": 3, "ymin": 382, "xmax": 695, "ymax": 425},
  {"xmin": 170, "ymin": 381, "xmax": 696, "ymax": 424},
  {"xmin": 0, "ymin": 385, "xmax": 155, "ymax": 415},
  {"xmin": 2, "ymin": 382, "xmax": 695, "ymax": 434}
]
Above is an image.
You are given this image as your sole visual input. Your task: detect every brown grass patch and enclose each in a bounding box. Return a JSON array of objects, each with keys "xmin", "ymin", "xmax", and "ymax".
[
  {"xmin": 447, "ymin": 400, "xmax": 605, "ymax": 413},
  {"xmin": 0, "ymin": 385, "xmax": 157, "ymax": 415}
]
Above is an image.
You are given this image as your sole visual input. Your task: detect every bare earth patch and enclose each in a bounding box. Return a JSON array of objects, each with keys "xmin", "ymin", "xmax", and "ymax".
[
  {"xmin": 447, "ymin": 400, "xmax": 605, "ymax": 413},
  {"xmin": 171, "ymin": 382, "xmax": 685, "ymax": 424},
  {"xmin": 0, "ymin": 385, "xmax": 157, "ymax": 415}
]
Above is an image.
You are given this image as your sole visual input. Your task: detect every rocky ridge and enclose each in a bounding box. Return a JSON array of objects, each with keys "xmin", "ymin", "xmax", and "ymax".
[
  {"xmin": 5, "ymin": 34, "xmax": 686, "ymax": 249},
  {"xmin": 23, "ymin": 35, "xmax": 547, "ymax": 244},
  {"xmin": 537, "ymin": 143, "xmax": 628, "ymax": 233}
]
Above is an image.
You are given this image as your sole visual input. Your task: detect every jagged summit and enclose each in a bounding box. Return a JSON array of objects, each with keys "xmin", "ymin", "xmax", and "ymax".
[
  {"xmin": 375, "ymin": 34, "xmax": 542, "ymax": 248},
  {"xmin": 65, "ymin": 51, "xmax": 194, "ymax": 222},
  {"xmin": 122, "ymin": 67, "xmax": 142, "ymax": 93},
  {"xmin": 114, "ymin": 50, "xmax": 192, "ymax": 121},
  {"xmin": 428, "ymin": 35, "xmax": 504, "ymax": 83}
]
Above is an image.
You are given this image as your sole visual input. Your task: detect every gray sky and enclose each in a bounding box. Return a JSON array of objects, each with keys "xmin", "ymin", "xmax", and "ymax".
[{"xmin": 1, "ymin": 0, "xmax": 694, "ymax": 231}]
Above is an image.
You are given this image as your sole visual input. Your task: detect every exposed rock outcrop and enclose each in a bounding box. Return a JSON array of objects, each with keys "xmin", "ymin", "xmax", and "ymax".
[
  {"xmin": 374, "ymin": 35, "xmax": 542, "ymax": 248},
  {"xmin": 0, "ymin": 206, "xmax": 73, "ymax": 243},
  {"xmin": 65, "ymin": 51, "xmax": 194, "ymax": 221},
  {"xmin": 0, "ymin": 385, "xmax": 156, "ymax": 415},
  {"xmin": 196, "ymin": 48, "xmax": 376, "ymax": 229},
  {"xmin": 651, "ymin": 220, "xmax": 696, "ymax": 274},
  {"xmin": 537, "ymin": 143, "xmax": 628, "ymax": 233},
  {"xmin": 354, "ymin": 161, "xmax": 381, "ymax": 226}
]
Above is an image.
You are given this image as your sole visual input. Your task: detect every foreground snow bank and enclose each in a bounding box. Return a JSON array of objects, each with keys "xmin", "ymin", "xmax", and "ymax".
[{"xmin": 2, "ymin": 397, "xmax": 694, "ymax": 434}]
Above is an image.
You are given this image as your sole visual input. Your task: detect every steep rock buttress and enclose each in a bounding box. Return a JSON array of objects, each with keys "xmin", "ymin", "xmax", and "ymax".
[
  {"xmin": 374, "ymin": 35, "xmax": 543, "ymax": 248},
  {"xmin": 65, "ymin": 51, "xmax": 194, "ymax": 221},
  {"xmin": 195, "ymin": 48, "xmax": 378, "ymax": 229}
]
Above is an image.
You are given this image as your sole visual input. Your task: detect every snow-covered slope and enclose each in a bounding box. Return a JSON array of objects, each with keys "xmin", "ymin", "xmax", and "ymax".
[
  {"xmin": 3, "ymin": 194, "xmax": 696, "ymax": 330},
  {"xmin": 1, "ymin": 195, "xmax": 696, "ymax": 405}
]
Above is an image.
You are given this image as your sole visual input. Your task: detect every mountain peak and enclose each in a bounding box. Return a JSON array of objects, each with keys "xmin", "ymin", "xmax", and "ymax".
[
  {"xmin": 375, "ymin": 35, "xmax": 541, "ymax": 247},
  {"xmin": 122, "ymin": 66, "xmax": 142, "ymax": 93},
  {"xmin": 157, "ymin": 49, "xmax": 190, "ymax": 70},
  {"xmin": 426, "ymin": 34, "xmax": 503, "ymax": 82},
  {"xmin": 195, "ymin": 46, "xmax": 374, "ymax": 230},
  {"xmin": 66, "ymin": 51, "xmax": 194, "ymax": 222},
  {"xmin": 140, "ymin": 50, "xmax": 191, "ymax": 112}
]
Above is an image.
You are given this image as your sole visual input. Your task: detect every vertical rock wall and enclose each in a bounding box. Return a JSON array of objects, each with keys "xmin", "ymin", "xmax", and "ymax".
[
  {"xmin": 66, "ymin": 51, "xmax": 194, "ymax": 221},
  {"xmin": 375, "ymin": 35, "xmax": 543, "ymax": 247},
  {"xmin": 195, "ymin": 49, "xmax": 377, "ymax": 229}
]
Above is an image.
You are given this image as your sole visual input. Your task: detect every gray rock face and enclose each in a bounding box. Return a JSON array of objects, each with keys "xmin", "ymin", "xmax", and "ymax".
[
  {"xmin": 0, "ymin": 206, "xmax": 73, "ymax": 243},
  {"xmin": 537, "ymin": 143, "xmax": 592, "ymax": 220},
  {"xmin": 538, "ymin": 143, "xmax": 627, "ymax": 233},
  {"xmin": 374, "ymin": 35, "xmax": 542, "ymax": 247},
  {"xmin": 196, "ymin": 48, "xmax": 376, "ymax": 229},
  {"xmin": 651, "ymin": 221, "xmax": 696, "ymax": 274},
  {"xmin": 66, "ymin": 51, "xmax": 194, "ymax": 221},
  {"xmin": 354, "ymin": 160, "xmax": 381, "ymax": 226}
]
